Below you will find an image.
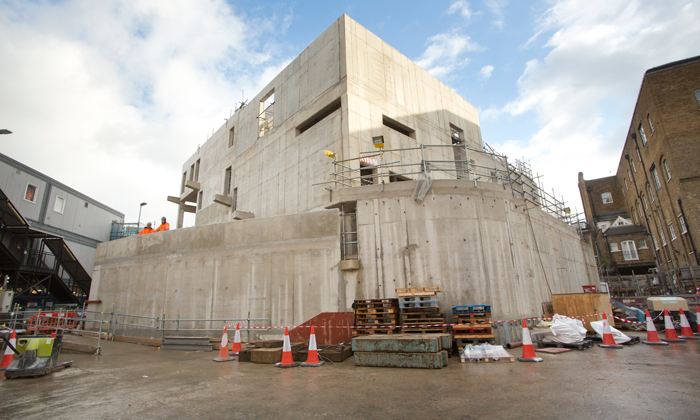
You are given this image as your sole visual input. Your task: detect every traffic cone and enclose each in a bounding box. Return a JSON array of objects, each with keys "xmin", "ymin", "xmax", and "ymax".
[
  {"xmin": 695, "ymin": 306, "xmax": 700, "ymax": 337},
  {"xmin": 598, "ymin": 312, "xmax": 623, "ymax": 349},
  {"xmin": 678, "ymin": 309, "xmax": 699, "ymax": 340},
  {"xmin": 1, "ymin": 330, "xmax": 16, "ymax": 371},
  {"xmin": 641, "ymin": 310, "xmax": 668, "ymax": 346},
  {"xmin": 661, "ymin": 309, "xmax": 686, "ymax": 343},
  {"xmin": 229, "ymin": 323, "xmax": 242, "ymax": 356},
  {"xmin": 301, "ymin": 326, "xmax": 324, "ymax": 367},
  {"xmin": 517, "ymin": 319, "xmax": 543, "ymax": 362},
  {"xmin": 213, "ymin": 326, "xmax": 235, "ymax": 362},
  {"xmin": 275, "ymin": 327, "xmax": 299, "ymax": 368}
]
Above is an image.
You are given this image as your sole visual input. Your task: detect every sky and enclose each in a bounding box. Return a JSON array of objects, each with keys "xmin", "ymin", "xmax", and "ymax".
[{"xmin": 1, "ymin": 0, "xmax": 699, "ymax": 227}]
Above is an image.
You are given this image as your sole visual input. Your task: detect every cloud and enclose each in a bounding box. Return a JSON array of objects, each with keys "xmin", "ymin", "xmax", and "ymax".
[
  {"xmin": 494, "ymin": 0, "xmax": 700, "ymax": 212},
  {"xmin": 415, "ymin": 32, "xmax": 483, "ymax": 78},
  {"xmin": 479, "ymin": 65, "xmax": 494, "ymax": 80},
  {"xmin": 485, "ymin": 0, "xmax": 508, "ymax": 29},
  {"xmin": 0, "ymin": 0, "xmax": 293, "ymax": 226},
  {"xmin": 448, "ymin": 1, "xmax": 477, "ymax": 19}
]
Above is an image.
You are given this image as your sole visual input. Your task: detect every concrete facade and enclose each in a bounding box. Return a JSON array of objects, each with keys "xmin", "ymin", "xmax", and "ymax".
[
  {"xmin": 0, "ymin": 152, "xmax": 124, "ymax": 276},
  {"xmin": 91, "ymin": 15, "xmax": 598, "ymax": 332}
]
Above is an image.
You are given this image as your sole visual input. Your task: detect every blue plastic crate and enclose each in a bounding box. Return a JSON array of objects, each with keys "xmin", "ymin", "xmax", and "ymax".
[{"xmin": 452, "ymin": 304, "xmax": 491, "ymax": 314}]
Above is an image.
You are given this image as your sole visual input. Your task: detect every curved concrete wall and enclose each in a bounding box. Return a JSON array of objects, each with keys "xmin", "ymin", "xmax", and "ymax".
[{"xmin": 335, "ymin": 180, "xmax": 599, "ymax": 321}]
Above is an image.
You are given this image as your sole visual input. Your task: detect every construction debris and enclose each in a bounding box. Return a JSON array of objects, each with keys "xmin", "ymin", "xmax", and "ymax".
[{"xmin": 353, "ymin": 333, "xmax": 450, "ymax": 369}]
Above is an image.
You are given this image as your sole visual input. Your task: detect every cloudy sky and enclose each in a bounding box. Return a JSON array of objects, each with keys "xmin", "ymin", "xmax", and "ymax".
[{"xmin": 1, "ymin": 0, "xmax": 699, "ymax": 227}]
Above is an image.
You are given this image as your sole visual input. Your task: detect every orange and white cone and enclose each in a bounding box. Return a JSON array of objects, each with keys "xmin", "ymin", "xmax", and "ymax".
[
  {"xmin": 275, "ymin": 327, "xmax": 299, "ymax": 368},
  {"xmin": 661, "ymin": 309, "xmax": 686, "ymax": 343},
  {"xmin": 301, "ymin": 326, "xmax": 324, "ymax": 367},
  {"xmin": 642, "ymin": 310, "xmax": 668, "ymax": 346},
  {"xmin": 695, "ymin": 306, "xmax": 700, "ymax": 337},
  {"xmin": 517, "ymin": 319, "xmax": 543, "ymax": 362},
  {"xmin": 678, "ymin": 309, "xmax": 699, "ymax": 340},
  {"xmin": 229, "ymin": 323, "xmax": 242, "ymax": 356},
  {"xmin": 598, "ymin": 312, "xmax": 623, "ymax": 349},
  {"xmin": 1, "ymin": 330, "xmax": 17, "ymax": 371},
  {"xmin": 213, "ymin": 326, "xmax": 235, "ymax": 362}
]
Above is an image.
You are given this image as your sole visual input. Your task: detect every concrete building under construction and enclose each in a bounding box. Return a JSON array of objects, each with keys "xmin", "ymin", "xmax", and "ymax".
[{"xmin": 89, "ymin": 16, "xmax": 598, "ymax": 333}]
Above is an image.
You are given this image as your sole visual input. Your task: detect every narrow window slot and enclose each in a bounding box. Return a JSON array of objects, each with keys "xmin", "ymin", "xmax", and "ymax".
[{"xmin": 297, "ymin": 98, "xmax": 342, "ymax": 135}]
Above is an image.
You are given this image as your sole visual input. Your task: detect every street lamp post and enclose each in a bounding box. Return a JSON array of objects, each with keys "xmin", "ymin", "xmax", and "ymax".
[{"xmin": 137, "ymin": 202, "xmax": 147, "ymax": 227}]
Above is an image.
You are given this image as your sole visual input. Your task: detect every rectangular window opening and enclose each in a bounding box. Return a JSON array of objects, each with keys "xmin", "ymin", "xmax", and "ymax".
[
  {"xmin": 383, "ymin": 115, "xmax": 415, "ymax": 139},
  {"xmin": 610, "ymin": 242, "xmax": 619, "ymax": 252},
  {"xmin": 197, "ymin": 191, "xmax": 203, "ymax": 211},
  {"xmin": 195, "ymin": 159, "xmax": 200, "ymax": 182},
  {"xmin": 621, "ymin": 240, "xmax": 639, "ymax": 261},
  {"xmin": 232, "ymin": 187, "xmax": 238, "ymax": 211},
  {"xmin": 669, "ymin": 223, "xmax": 677, "ymax": 241},
  {"xmin": 53, "ymin": 196, "xmax": 65, "ymax": 214},
  {"xmin": 229, "ymin": 126, "xmax": 235, "ymax": 148},
  {"xmin": 190, "ymin": 164, "xmax": 195, "ymax": 181},
  {"xmin": 647, "ymin": 114, "xmax": 654, "ymax": 134},
  {"xmin": 388, "ymin": 171, "xmax": 411, "ymax": 183},
  {"xmin": 638, "ymin": 122, "xmax": 647, "ymax": 145},
  {"xmin": 297, "ymin": 98, "xmax": 342, "ymax": 135},
  {"xmin": 639, "ymin": 239, "xmax": 648, "ymax": 249},
  {"xmin": 24, "ymin": 183, "xmax": 38, "ymax": 203},
  {"xmin": 360, "ymin": 168, "xmax": 375, "ymax": 185},
  {"xmin": 679, "ymin": 215, "xmax": 687, "ymax": 234},
  {"xmin": 450, "ymin": 124, "xmax": 467, "ymax": 179},
  {"xmin": 181, "ymin": 172, "xmax": 187, "ymax": 194},
  {"xmin": 601, "ymin": 192, "xmax": 613, "ymax": 204},
  {"xmin": 258, "ymin": 89, "xmax": 275, "ymax": 138},
  {"xmin": 224, "ymin": 166, "xmax": 232, "ymax": 196},
  {"xmin": 660, "ymin": 229, "xmax": 667, "ymax": 246}
]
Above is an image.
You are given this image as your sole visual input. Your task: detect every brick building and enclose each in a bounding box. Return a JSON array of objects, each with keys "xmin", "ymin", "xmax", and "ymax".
[{"xmin": 579, "ymin": 55, "xmax": 700, "ymax": 294}]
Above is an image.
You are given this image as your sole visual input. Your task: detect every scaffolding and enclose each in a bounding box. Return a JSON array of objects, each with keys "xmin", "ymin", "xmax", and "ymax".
[{"xmin": 315, "ymin": 142, "xmax": 578, "ymax": 227}]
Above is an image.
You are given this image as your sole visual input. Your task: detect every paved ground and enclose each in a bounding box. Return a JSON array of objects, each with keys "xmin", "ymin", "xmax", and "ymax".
[{"xmin": 1, "ymin": 332, "xmax": 699, "ymax": 420}]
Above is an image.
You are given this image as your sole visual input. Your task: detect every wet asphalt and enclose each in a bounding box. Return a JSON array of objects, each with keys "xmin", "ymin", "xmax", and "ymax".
[{"xmin": 1, "ymin": 332, "xmax": 699, "ymax": 420}]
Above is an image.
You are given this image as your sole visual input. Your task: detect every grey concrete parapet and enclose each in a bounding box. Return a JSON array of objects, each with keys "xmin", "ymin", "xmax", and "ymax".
[{"xmin": 232, "ymin": 211, "xmax": 254, "ymax": 220}]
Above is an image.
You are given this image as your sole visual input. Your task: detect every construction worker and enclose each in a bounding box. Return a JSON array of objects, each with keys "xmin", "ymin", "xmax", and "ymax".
[
  {"xmin": 138, "ymin": 222, "xmax": 155, "ymax": 235},
  {"xmin": 155, "ymin": 217, "xmax": 170, "ymax": 232}
]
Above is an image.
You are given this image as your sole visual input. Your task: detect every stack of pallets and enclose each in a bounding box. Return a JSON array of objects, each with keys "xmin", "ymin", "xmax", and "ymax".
[
  {"xmin": 353, "ymin": 298, "xmax": 399, "ymax": 337},
  {"xmin": 452, "ymin": 304, "xmax": 495, "ymax": 350},
  {"xmin": 353, "ymin": 333, "xmax": 451, "ymax": 369},
  {"xmin": 397, "ymin": 287, "xmax": 447, "ymax": 334}
]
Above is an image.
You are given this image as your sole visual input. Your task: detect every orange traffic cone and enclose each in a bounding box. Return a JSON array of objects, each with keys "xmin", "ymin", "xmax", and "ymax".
[
  {"xmin": 229, "ymin": 323, "xmax": 242, "ymax": 356},
  {"xmin": 598, "ymin": 312, "xmax": 623, "ymax": 349},
  {"xmin": 517, "ymin": 319, "xmax": 543, "ymax": 362},
  {"xmin": 275, "ymin": 327, "xmax": 299, "ymax": 368},
  {"xmin": 642, "ymin": 310, "xmax": 668, "ymax": 346},
  {"xmin": 678, "ymin": 309, "xmax": 699, "ymax": 340},
  {"xmin": 695, "ymin": 306, "xmax": 700, "ymax": 337},
  {"xmin": 661, "ymin": 309, "xmax": 686, "ymax": 343},
  {"xmin": 1, "ymin": 330, "xmax": 17, "ymax": 371},
  {"xmin": 301, "ymin": 326, "xmax": 324, "ymax": 367},
  {"xmin": 213, "ymin": 326, "xmax": 235, "ymax": 362}
]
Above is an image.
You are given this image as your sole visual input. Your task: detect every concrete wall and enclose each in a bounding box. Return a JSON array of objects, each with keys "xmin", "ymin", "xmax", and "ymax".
[
  {"xmin": 333, "ymin": 180, "xmax": 599, "ymax": 321},
  {"xmin": 90, "ymin": 210, "xmax": 341, "ymax": 336}
]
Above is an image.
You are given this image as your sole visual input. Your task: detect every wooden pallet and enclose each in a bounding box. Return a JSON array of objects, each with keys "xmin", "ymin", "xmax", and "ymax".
[
  {"xmin": 356, "ymin": 319, "xmax": 399, "ymax": 326},
  {"xmin": 402, "ymin": 312, "xmax": 446, "ymax": 320},
  {"xmin": 401, "ymin": 306, "xmax": 441, "ymax": 313},
  {"xmin": 355, "ymin": 313, "xmax": 398, "ymax": 320},
  {"xmin": 400, "ymin": 301, "xmax": 438, "ymax": 309},
  {"xmin": 453, "ymin": 324, "xmax": 493, "ymax": 334},
  {"xmin": 354, "ymin": 298, "xmax": 399, "ymax": 305},
  {"xmin": 352, "ymin": 328, "xmax": 397, "ymax": 336},
  {"xmin": 355, "ymin": 307, "xmax": 398, "ymax": 315},
  {"xmin": 396, "ymin": 286, "xmax": 442, "ymax": 297},
  {"xmin": 400, "ymin": 327, "xmax": 449, "ymax": 334},
  {"xmin": 402, "ymin": 319, "xmax": 446, "ymax": 325},
  {"xmin": 460, "ymin": 355, "xmax": 514, "ymax": 363},
  {"xmin": 454, "ymin": 313, "xmax": 491, "ymax": 322}
]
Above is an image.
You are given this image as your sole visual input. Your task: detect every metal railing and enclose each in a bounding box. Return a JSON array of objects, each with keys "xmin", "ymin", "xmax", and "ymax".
[
  {"xmin": 110, "ymin": 222, "xmax": 144, "ymax": 240},
  {"xmin": 315, "ymin": 142, "xmax": 578, "ymax": 227}
]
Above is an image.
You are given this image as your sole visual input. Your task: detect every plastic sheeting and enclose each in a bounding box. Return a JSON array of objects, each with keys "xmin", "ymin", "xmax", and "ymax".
[
  {"xmin": 590, "ymin": 321, "xmax": 632, "ymax": 344},
  {"xmin": 541, "ymin": 315, "xmax": 588, "ymax": 344},
  {"xmin": 461, "ymin": 344, "xmax": 512, "ymax": 362}
]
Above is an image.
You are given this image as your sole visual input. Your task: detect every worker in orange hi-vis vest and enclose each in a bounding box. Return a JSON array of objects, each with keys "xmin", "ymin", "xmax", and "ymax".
[
  {"xmin": 155, "ymin": 217, "xmax": 170, "ymax": 232},
  {"xmin": 138, "ymin": 222, "xmax": 155, "ymax": 235}
]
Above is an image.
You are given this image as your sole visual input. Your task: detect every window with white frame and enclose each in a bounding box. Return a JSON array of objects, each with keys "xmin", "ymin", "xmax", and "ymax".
[
  {"xmin": 621, "ymin": 240, "xmax": 639, "ymax": 261},
  {"xmin": 628, "ymin": 170, "xmax": 632, "ymax": 182},
  {"xmin": 663, "ymin": 159, "xmax": 671, "ymax": 181},
  {"xmin": 695, "ymin": 89, "xmax": 700, "ymax": 107},
  {"xmin": 601, "ymin": 192, "xmax": 613, "ymax": 204},
  {"xmin": 669, "ymin": 222, "xmax": 677, "ymax": 241},
  {"xmin": 679, "ymin": 215, "xmax": 687, "ymax": 234},
  {"xmin": 633, "ymin": 209, "xmax": 638, "ymax": 225},
  {"xmin": 53, "ymin": 196, "xmax": 65, "ymax": 214},
  {"xmin": 647, "ymin": 114, "xmax": 654, "ymax": 134},
  {"xmin": 632, "ymin": 159, "xmax": 636, "ymax": 174},
  {"xmin": 642, "ymin": 195, "xmax": 648, "ymax": 211},
  {"xmin": 639, "ymin": 239, "xmax": 648, "ymax": 249},
  {"xmin": 652, "ymin": 168, "xmax": 661, "ymax": 190},
  {"xmin": 638, "ymin": 122, "xmax": 647, "ymax": 145},
  {"xmin": 624, "ymin": 179, "xmax": 629, "ymax": 192},
  {"xmin": 24, "ymin": 183, "xmax": 38, "ymax": 203},
  {"xmin": 653, "ymin": 235, "xmax": 659, "ymax": 251},
  {"xmin": 637, "ymin": 204, "xmax": 643, "ymax": 220},
  {"xmin": 648, "ymin": 184, "xmax": 654, "ymax": 203},
  {"xmin": 636, "ymin": 148, "xmax": 642, "ymax": 162},
  {"xmin": 610, "ymin": 242, "xmax": 619, "ymax": 252},
  {"xmin": 660, "ymin": 229, "xmax": 667, "ymax": 246}
]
